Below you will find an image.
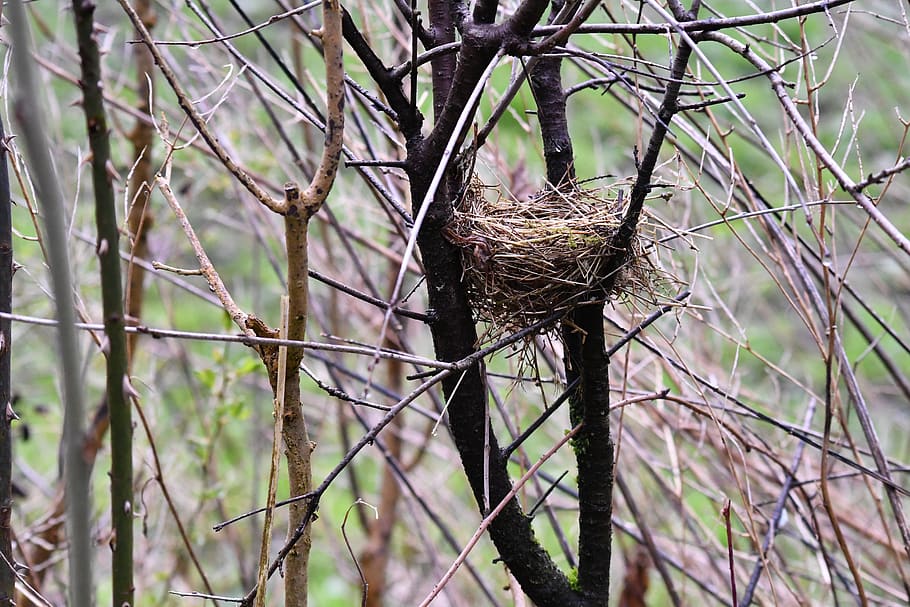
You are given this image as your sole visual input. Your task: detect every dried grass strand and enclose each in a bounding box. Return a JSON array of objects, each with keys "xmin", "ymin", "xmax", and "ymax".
[{"xmin": 448, "ymin": 178, "xmax": 664, "ymax": 341}]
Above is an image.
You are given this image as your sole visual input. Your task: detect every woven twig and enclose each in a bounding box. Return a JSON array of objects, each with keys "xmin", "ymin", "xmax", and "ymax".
[{"xmin": 447, "ymin": 178, "xmax": 663, "ymax": 341}]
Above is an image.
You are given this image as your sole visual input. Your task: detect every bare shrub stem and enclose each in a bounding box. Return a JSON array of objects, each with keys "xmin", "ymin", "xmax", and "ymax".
[
  {"xmin": 71, "ymin": 2, "xmax": 137, "ymax": 602},
  {"xmin": 9, "ymin": 2, "xmax": 92, "ymax": 603}
]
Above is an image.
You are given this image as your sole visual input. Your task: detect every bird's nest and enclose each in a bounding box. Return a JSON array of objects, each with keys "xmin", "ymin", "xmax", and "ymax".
[{"xmin": 446, "ymin": 177, "xmax": 665, "ymax": 342}]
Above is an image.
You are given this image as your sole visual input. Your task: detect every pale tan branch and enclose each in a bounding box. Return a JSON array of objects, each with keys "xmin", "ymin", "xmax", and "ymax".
[
  {"xmin": 155, "ymin": 174, "xmax": 251, "ymax": 333},
  {"xmin": 300, "ymin": 0, "xmax": 345, "ymax": 215},
  {"xmin": 255, "ymin": 297, "xmax": 290, "ymax": 607},
  {"xmin": 284, "ymin": 183, "xmax": 310, "ymax": 359},
  {"xmin": 277, "ymin": 2, "xmax": 346, "ymax": 598}
]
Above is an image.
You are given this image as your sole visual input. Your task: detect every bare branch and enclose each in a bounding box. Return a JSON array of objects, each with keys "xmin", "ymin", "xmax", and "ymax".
[
  {"xmin": 704, "ymin": 31, "xmax": 910, "ymax": 257},
  {"xmin": 299, "ymin": 0, "xmax": 345, "ymax": 215},
  {"xmin": 147, "ymin": 1, "xmax": 322, "ymax": 47},
  {"xmin": 532, "ymin": 0, "xmax": 856, "ymax": 37},
  {"xmin": 117, "ymin": 0, "xmax": 285, "ymax": 213},
  {"xmin": 418, "ymin": 422, "xmax": 584, "ymax": 606},
  {"xmin": 341, "ymin": 9, "xmax": 423, "ymax": 140},
  {"xmin": 852, "ymin": 155, "xmax": 910, "ymax": 192},
  {"xmin": 155, "ymin": 173, "xmax": 251, "ymax": 333}
]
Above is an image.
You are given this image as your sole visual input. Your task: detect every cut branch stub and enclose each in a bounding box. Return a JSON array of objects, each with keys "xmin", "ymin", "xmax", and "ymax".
[{"xmin": 284, "ymin": 182, "xmax": 303, "ymax": 217}]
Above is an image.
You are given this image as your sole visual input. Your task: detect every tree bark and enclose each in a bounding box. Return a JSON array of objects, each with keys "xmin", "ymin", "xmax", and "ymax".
[
  {"xmin": 407, "ymin": 3, "xmax": 588, "ymax": 604},
  {"xmin": 0, "ymin": 113, "xmax": 14, "ymax": 607},
  {"xmin": 73, "ymin": 2, "xmax": 134, "ymax": 604}
]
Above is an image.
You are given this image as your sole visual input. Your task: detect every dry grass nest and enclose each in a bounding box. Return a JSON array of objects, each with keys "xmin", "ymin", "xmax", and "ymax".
[{"xmin": 447, "ymin": 178, "xmax": 666, "ymax": 340}]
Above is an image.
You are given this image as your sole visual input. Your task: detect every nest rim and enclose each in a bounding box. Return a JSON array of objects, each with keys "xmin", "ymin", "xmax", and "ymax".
[{"xmin": 447, "ymin": 177, "xmax": 661, "ymax": 342}]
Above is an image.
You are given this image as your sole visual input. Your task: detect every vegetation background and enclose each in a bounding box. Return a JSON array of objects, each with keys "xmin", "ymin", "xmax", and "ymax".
[{"xmin": 3, "ymin": 0, "xmax": 909, "ymax": 606}]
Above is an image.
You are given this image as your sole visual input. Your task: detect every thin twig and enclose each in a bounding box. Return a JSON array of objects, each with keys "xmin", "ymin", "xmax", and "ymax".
[
  {"xmin": 417, "ymin": 423, "xmax": 584, "ymax": 607},
  {"xmin": 117, "ymin": 0, "xmax": 285, "ymax": 213},
  {"xmin": 702, "ymin": 31, "xmax": 910, "ymax": 256},
  {"xmin": 155, "ymin": 173, "xmax": 251, "ymax": 332},
  {"xmin": 531, "ymin": 0, "xmax": 856, "ymax": 37},
  {"xmin": 148, "ymin": 1, "xmax": 321, "ymax": 47},
  {"xmin": 0, "ymin": 312, "xmax": 457, "ymax": 370},
  {"xmin": 722, "ymin": 499, "xmax": 738, "ymax": 605},
  {"xmin": 739, "ymin": 401, "xmax": 816, "ymax": 606},
  {"xmin": 131, "ymin": 394, "xmax": 220, "ymax": 603},
  {"xmin": 254, "ymin": 297, "xmax": 290, "ymax": 607}
]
